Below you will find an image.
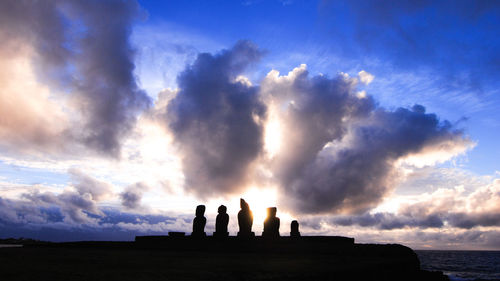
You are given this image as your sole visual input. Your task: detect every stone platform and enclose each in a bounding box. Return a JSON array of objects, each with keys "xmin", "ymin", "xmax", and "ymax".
[{"xmin": 134, "ymin": 234, "xmax": 355, "ymax": 253}]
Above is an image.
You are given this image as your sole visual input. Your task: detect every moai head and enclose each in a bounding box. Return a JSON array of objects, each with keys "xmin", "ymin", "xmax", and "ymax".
[
  {"xmin": 218, "ymin": 205, "xmax": 227, "ymax": 214},
  {"xmin": 240, "ymin": 198, "xmax": 249, "ymax": 211},
  {"xmin": 196, "ymin": 205, "xmax": 205, "ymax": 217},
  {"xmin": 267, "ymin": 207, "xmax": 277, "ymax": 218}
]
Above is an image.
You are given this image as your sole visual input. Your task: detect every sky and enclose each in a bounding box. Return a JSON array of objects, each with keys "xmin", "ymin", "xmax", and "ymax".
[{"xmin": 0, "ymin": 0, "xmax": 499, "ymax": 250}]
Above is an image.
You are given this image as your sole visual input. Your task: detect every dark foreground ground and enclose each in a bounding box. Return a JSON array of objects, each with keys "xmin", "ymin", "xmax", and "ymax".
[{"xmin": 0, "ymin": 237, "xmax": 448, "ymax": 281}]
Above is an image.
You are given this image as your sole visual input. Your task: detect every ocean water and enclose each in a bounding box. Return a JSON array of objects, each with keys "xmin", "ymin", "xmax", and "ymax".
[
  {"xmin": 416, "ymin": 250, "xmax": 500, "ymax": 281},
  {"xmin": 0, "ymin": 244, "xmax": 23, "ymax": 248}
]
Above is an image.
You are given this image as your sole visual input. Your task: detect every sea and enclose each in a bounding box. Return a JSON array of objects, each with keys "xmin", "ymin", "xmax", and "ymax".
[
  {"xmin": 416, "ymin": 250, "xmax": 500, "ymax": 281},
  {"xmin": 0, "ymin": 244, "xmax": 23, "ymax": 248}
]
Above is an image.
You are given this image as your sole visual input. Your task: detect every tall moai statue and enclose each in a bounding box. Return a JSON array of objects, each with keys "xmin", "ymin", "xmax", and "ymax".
[
  {"xmin": 290, "ymin": 220, "xmax": 300, "ymax": 237},
  {"xmin": 214, "ymin": 205, "xmax": 229, "ymax": 238},
  {"xmin": 237, "ymin": 198, "xmax": 254, "ymax": 237},
  {"xmin": 262, "ymin": 207, "xmax": 280, "ymax": 238},
  {"xmin": 192, "ymin": 205, "xmax": 206, "ymax": 237}
]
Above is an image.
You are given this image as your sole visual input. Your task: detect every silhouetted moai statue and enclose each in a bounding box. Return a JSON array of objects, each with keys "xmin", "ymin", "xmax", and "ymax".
[
  {"xmin": 262, "ymin": 207, "xmax": 280, "ymax": 238},
  {"xmin": 213, "ymin": 205, "xmax": 229, "ymax": 238},
  {"xmin": 191, "ymin": 205, "xmax": 206, "ymax": 237},
  {"xmin": 237, "ymin": 198, "xmax": 255, "ymax": 237},
  {"xmin": 290, "ymin": 220, "xmax": 300, "ymax": 237}
]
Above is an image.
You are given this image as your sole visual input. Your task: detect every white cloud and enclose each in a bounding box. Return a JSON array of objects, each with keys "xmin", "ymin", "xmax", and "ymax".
[{"xmin": 358, "ymin": 70, "xmax": 375, "ymax": 85}]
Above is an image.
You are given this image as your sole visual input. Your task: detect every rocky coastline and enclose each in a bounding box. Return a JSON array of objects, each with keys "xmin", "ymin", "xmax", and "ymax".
[{"xmin": 0, "ymin": 235, "xmax": 449, "ymax": 281}]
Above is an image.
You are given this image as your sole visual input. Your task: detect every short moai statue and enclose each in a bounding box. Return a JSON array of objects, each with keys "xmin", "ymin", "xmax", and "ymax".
[
  {"xmin": 237, "ymin": 198, "xmax": 254, "ymax": 237},
  {"xmin": 214, "ymin": 205, "xmax": 229, "ymax": 238},
  {"xmin": 290, "ymin": 220, "xmax": 300, "ymax": 237},
  {"xmin": 262, "ymin": 207, "xmax": 280, "ymax": 238},
  {"xmin": 192, "ymin": 205, "xmax": 206, "ymax": 237}
]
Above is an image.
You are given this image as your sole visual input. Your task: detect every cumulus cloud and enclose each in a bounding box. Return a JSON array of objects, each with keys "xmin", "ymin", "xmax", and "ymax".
[
  {"xmin": 332, "ymin": 212, "xmax": 443, "ymax": 230},
  {"xmin": 358, "ymin": 70, "xmax": 374, "ymax": 85},
  {"xmin": 0, "ymin": 173, "xmax": 160, "ymax": 227},
  {"xmin": 152, "ymin": 42, "xmax": 472, "ymax": 215},
  {"xmin": 399, "ymin": 179, "xmax": 500, "ymax": 229},
  {"xmin": 10, "ymin": 170, "xmax": 116, "ymax": 224},
  {"xmin": 0, "ymin": 52, "xmax": 68, "ymax": 154},
  {"xmin": 19, "ymin": 190, "xmax": 100, "ymax": 224},
  {"xmin": 260, "ymin": 65, "xmax": 471, "ymax": 214},
  {"xmin": 0, "ymin": 202, "xmax": 182, "ymax": 242},
  {"xmin": 0, "ymin": 0, "xmax": 150, "ymax": 157},
  {"xmin": 165, "ymin": 40, "xmax": 267, "ymax": 197},
  {"xmin": 298, "ymin": 178, "xmax": 500, "ymax": 232},
  {"xmin": 120, "ymin": 182, "xmax": 149, "ymax": 209},
  {"xmin": 69, "ymin": 168, "xmax": 114, "ymax": 201}
]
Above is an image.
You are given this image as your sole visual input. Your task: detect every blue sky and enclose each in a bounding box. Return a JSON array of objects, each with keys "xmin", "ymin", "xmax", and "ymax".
[
  {"xmin": 137, "ymin": 0, "xmax": 500, "ymax": 175},
  {"xmin": 0, "ymin": 0, "xmax": 499, "ymax": 250}
]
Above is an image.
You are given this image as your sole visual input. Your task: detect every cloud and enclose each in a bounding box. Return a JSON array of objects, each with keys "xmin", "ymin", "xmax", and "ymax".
[
  {"xmin": 0, "ymin": 51, "xmax": 68, "ymax": 154},
  {"xmin": 164, "ymin": 40, "xmax": 267, "ymax": 197},
  {"xmin": 312, "ymin": 178, "xmax": 500, "ymax": 230},
  {"xmin": 332, "ymin": 212, "xmax": 443, "ymax": 230},
  {"xmin": 120, "ymin": 182, "xmax": 149, "ymax": 209},
  {"xmin": 399, "ymin": 178, "xmax": 500, "ymax": 229},
  {"xmin": 261, "ymin": 65, "xmax": 471, "ymax": 214},
  {"xmin": 0, "ymin": 176, "xmax": 182, "ymax": 237},
  {"xmin": 69, "ymin": 168, "xmax": 114, "ymax": 201},
  {"xmin": 22, "ymin": 190, "xmax": 101, "ymax": 225},
  {"xmin": 0, "ymin": 0, "xmax": 150, "ymax": 157},
  {"xmin": 16, "ymin": 170, "xmax": 116, "ymax": 224},
  {"xmin": 358, "ymin": 70, "xmax": 374, "ymax": 85},
  {"xmin": 0, "ymin": 204, "xmax": 182, "ymax": 242},
  {"xmin": 152, "ymin": 42, "xmax": 471, "ymax": 215}
]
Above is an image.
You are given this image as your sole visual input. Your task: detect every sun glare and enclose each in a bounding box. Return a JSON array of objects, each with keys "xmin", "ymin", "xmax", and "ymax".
[
  {"xmin": 264, "ymin": 114, "xmax": 282, "ymax": 158},
  {"xmin": 239, "ymin": 187, "xmax": 278, "ymax": 228}
]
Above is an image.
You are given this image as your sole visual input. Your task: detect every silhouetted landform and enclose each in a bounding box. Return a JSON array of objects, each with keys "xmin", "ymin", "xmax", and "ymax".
[
  {"xmin": 0, "ymin": 200, "xmax": 449, "ymax": 280},
  {"xmin": 238, "ymin": 198, "xmax": 255, "ymax": 237},
  {"xmin": 192, "ymin": 204, "xmax": 207, "ymax": 237},
  {"xmin": 262, "ymin": 207, "xmax": 280, "ymax": 238},
  {"xmin": 0, "ymin": 237, "xmax": 50, "ymax": 246},
  {"xmin": 214, "ymin": 204, "xmax": 229, "ymax": 237},
  {"xmin": 290, "ymin": 220, "xmax": 300, "ymax": 237},
  {"xmin": 2, "ymin": 238, "xmax": 449, "ymax": 281}
]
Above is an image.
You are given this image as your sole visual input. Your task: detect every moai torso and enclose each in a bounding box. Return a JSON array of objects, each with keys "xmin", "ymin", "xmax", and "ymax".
[
  {"xmin": 290, "ymin": 220, "xmax": 300, "ymax": 237},
  {"xmin": 263, "ymin": 207, "xmax": 280, "ymax": 238},
  {"xmin": 192, "ymin": 205, "xmax": 206, "ymax": 237},
  {"xmin": 215, "ymin": 205, "xmax": 229, "ymax": 237},
  {"xmin": 237, "ymin": 199, "xmax": 254, "ymax": 236}
]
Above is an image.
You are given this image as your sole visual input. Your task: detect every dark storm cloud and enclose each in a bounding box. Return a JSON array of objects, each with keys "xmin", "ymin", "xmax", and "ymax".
[
  {"xmin": 0, "ymin": 0, "xmax": 150, "ymax": 156},
  {"xmin": 165, "ymin": 40, "xmax": 266, "ymax": 197},
  {"xmin": 263, "ymin": 66, "xmax": 470, "ymax": 214}
]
